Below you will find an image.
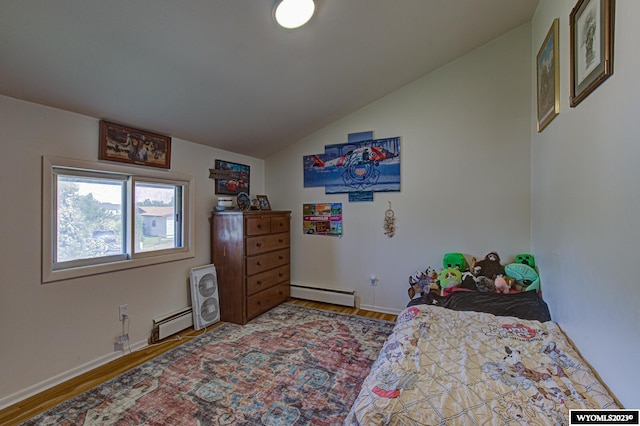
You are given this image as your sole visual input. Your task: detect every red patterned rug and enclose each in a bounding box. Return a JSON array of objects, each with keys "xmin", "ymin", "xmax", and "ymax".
[{"xmin": 22, "ymin": 303, "xmax": 394, "ymax": 425}]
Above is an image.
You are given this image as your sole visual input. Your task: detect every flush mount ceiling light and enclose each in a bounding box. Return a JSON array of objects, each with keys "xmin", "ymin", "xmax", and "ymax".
[{"xmin": 273, "ymin": 0, "xmax": 315, "ymax": 29}]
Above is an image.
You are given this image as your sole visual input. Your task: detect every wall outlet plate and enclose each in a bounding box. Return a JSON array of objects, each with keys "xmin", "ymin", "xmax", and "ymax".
[{"xmin": 119, "ymin": 304, "xmax": 129, "ymax": 321}]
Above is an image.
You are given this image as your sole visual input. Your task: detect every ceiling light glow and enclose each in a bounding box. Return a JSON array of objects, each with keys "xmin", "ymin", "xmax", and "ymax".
[{"xmin": 274, "ymin": 0, "xmax": 315, "ymax": 29}]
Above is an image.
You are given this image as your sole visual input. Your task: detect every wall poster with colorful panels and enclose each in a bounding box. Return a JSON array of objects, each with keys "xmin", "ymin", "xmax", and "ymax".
[{"xmin": 303, "ymin": 203, "xmax": 343, "ymax": 236}]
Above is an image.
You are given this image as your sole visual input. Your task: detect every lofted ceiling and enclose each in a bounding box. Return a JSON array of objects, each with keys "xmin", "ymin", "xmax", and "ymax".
[{"xmin": 0, "ymin": 0, "xmax": 539, "ymax": 159}]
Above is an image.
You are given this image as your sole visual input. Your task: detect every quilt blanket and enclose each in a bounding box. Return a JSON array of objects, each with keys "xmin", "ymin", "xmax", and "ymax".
[{"xmin": 345, "ymin": 304, "xmax": 618, "ymax": 425}]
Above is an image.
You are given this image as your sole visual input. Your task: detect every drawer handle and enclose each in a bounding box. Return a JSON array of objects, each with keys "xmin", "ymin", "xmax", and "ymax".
[
  {"xmin": 278, "ymin": 239, "xmax": 283, "ymax": 243},
  {"xmin": 257, "ymin": 224, "xmax": 262, "ymax": 229},
  {"xmin": 256, "ymin": 243, "xmax": 262, "ymax": 247},
  {"xmin": 257, "ymin": 280, "xmax": 262, "ymax": 285},
  {"xmin": 278, "ymin": 273, "xmax": 283, "ymax": 277},
  {"xmin": 278, "ymin": 291, "xmax": 283, "ymax": 295},
  {"xmin": 256, "ymin": 261, "xmax": 262, "ymax": 266},
  {"xmin": 257, "ymin": 301, "xmax": 261, "ymax": 306},
  {"xmin": 278, "ymin": 256, "xmax": 283, "ymax": 260}
]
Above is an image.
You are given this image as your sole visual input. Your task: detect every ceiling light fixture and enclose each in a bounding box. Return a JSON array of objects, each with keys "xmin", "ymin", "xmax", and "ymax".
[{"xmin": 273, "ymin": 0, "xmax": 315, "ymax": 29}]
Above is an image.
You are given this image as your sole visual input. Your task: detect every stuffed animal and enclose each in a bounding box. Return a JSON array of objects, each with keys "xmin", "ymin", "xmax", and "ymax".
[
  {"xmin": 425, "ymin": 266, "xmax": 438, "ymax": 282},
  {"xmin": 443, "ymin": 253, "xmax": 468, "ymax": 271},
  {"xmin": 472, "ymin": 251, "xmax": 505, "ymax": 279},
  {"xmin": 460, "ymin": 271, "xmax": 478, "ymax": 290},
  {"xmin": 494, "ymin": 275, "xmax": 511, "ymax": 294},
  {"xmin": 515, "ymin": 254, "xmax": 535, "ymax": 268},
  {"xmin": 475, "ymin": 276, "xmax": 496, "ymax": 292},
  {"xmin": 408, "ymin": 268, "xmax": 439, "ymax": 299},
  {"xmin": 505, "ymin": 263, "xmax": 540, "ymax": 292},
  {"xmin": 438, "ymin": 268, "xmax": 462, "ymax": 290},
  {"xmin": 408, "ymin": 271, "xmax": 424, "ymax": 299}
]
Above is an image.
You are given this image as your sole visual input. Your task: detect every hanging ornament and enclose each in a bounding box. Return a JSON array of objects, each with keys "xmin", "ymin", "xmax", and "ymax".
[{"xmin": 384, "ymin": 201, "xmax": 396, "ymax": 238}]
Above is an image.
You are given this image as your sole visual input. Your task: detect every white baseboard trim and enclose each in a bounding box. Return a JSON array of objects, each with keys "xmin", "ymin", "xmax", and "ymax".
[
  {"xmin": 290, "ymin": 283, "xmax": 355, "ymax": 307},
  {"xmin": 0, "ymin": 339, "xmax": 147, "ymax": 410},
  {"xmin": 358, "ymin": 303, "xmax": 402, "ymax": 316}
]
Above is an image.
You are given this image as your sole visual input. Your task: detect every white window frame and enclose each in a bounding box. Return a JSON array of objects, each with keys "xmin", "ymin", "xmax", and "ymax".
[{"xmin": 42, "ymin": 156, "xmax": 195, "ymax": 283}]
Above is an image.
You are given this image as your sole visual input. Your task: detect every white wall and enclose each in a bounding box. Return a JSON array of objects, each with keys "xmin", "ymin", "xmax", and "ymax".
[
  {"xmin": 531, "ymin": 1, "xmax": 640, "ymax": 408},
  {"xmin": 266, "ymin": 24, "xmax": 533, "ymax": 314},
  {"xmin": 0, "ymin": 95, "xmax": 265, "ymax": 407}
]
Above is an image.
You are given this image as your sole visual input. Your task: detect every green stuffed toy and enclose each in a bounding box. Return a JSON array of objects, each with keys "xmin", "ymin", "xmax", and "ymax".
[
  {"xmin": 438, "ymin": 268, "xmax": 462, "ymax": 289},
  {"xmin": 515, "ymin": 254, "xmax": 535, "ymax": 268},
  {"xmin": 443, "ymin": 253, "xmax": 467, "ymax": 271},
  {"xmin": 504, "ymin": 263, "xmax": 540, "ymax": 292}
]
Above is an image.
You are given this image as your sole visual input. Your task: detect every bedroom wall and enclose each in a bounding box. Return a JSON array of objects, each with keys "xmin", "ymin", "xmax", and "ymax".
[
  {"xmin": 265, "ymin": 24, "xmax": 533, "ymax": 314},
  {"xmin": 531, "ymin": 1, "xmax": 639, "ymax": 408},
  {"xmin": 0, "ymin": 95, "xmax": 265, "ymax": 407}
]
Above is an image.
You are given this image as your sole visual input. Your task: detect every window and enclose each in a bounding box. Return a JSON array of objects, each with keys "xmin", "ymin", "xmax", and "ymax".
[{"xmin": 43, "ymin": 156, "xmax": 194, "ymax": 282}]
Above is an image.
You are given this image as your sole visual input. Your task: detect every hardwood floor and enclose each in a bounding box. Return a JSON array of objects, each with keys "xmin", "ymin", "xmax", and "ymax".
[{"xmin": 0, "ymin": 299, "xmax": 397, "ymax": 426}]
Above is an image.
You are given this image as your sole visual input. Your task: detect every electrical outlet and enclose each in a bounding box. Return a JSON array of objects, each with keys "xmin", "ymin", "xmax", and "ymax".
[
  {"xmin": 119, "ymin": 304, "xmax": 129, "ymax": 321},
  {"xmin": 117, "ymin": 334, "xmax": 129, "ymax": 344},
  {"xmin": 370, "ymin": 274, "xmax": 378, "ymax": 286}
]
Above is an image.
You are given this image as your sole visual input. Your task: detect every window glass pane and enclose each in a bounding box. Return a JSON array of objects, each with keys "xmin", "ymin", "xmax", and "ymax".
[
  {"xmin": 56, "ymin": 174, "xmax": 125, "ymax": 262},
  {"xmin": 134, "ymin": 182, "xmax": 182, "ymax": 253}
]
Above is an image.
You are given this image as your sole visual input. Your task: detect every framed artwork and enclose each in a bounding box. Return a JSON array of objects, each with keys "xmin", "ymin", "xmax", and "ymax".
[
  {"xmin": 303, "ymin": 136, "xmax": 400, "ymax": 194},
  {"xmin": 536, "ymin": 19, "xmax": 560, "ymax": 132},
  {"xmin": 99, "ymin": 120, "xmax": 171, "ymax": 169},
  {"xmin": 303, "ymin": 203, "xmax": 342, "ymax": 236},
  {"xmin": 214, "ymin": 160, "xmax": 250, "ymax": 195},
  {"xmin": 256, "ymin": 195, "xmax": 271, "ymax": 210},
  {"xmin": 570, "ymin": 0, "xmax": 615, "ymax": 107}
]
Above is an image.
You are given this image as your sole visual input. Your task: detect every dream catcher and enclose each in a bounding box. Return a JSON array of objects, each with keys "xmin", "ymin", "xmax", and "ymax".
[{"xmin": 384, "ymin": 201, "xmax": 396, "ymax": 237}]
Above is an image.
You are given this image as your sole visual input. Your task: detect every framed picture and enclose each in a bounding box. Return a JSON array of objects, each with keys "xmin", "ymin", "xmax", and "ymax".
[
  {"xmin": 214, "ymin": 160, "xmax": 250, "ymax": 195},
  {"xmin": 569, "ymin": 0, "xmax": 615, "ymax": 107},
  {"xmin": 99, "ymin": 120, "xmax": 171, "ymax": 169},
  {"xmin": 537, "ymin": 19, "xmax": 560, "ymax": 132},
  {"xmin": 256, "ymin": 195, "xmax": 271, "ymax": 211}
]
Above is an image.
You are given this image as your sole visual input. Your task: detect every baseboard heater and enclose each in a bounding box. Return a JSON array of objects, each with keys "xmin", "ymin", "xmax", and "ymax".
[
  {"xmin": 150, "ymin": 307, "xmax": 193, "ymax": 343},
  {"xmin": 290, "ymin": 284, "xmax": 355, "ymax": 307}
]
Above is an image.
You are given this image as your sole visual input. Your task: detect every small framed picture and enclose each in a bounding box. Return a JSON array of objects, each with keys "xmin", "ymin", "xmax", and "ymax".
[
  {"xmin": 569, "ymin": 0, "xmax": 615, "ymax": 107},
  {"xmin": 256, "ymin": 195, "xmax": 271, "ymax": 211},
  {"xmin": 536, "ymin": 18, "xmax": 560, "ymax": 132},
  {"xmin": 99, "ymin": 120, "xmax": 171, "ymax": 169},
  {"xmin": 213, "ymin": 160, "xmax": 250, "ymax": 196}
]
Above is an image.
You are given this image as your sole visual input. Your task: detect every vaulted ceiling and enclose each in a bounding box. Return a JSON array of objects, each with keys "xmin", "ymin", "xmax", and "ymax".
[{"xmin": 0, "ymin": 0, "xmax": 538, "ymax": 158}]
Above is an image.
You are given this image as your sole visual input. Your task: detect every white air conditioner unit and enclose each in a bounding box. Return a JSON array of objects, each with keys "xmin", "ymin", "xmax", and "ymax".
[{"xmin": 189, "ymin": 264, "xmax": 220, "ymax": 330}]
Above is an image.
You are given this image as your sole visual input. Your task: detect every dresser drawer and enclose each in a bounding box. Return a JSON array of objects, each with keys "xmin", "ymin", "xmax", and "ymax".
[
  {"xmin": 246, "ymin": 217, "xmax": 271, "ymax": 236},
  {"xmin": 270, "ymin": 216, "xmax": 290, "ymax": 233},
  {"xmin": 246, "ymin": 264, "xmax": 290, "ymax": 296},
  {"xmin": 246, "ymin": 248, "xmax": 290, "ymax": 276},
  {"xmin": 246, "ymin": 283, "xmax": 290, "ymax": 319},
  {"xmin": 245, "ymin": 232, "xmax": 290, "ymax": 256}
]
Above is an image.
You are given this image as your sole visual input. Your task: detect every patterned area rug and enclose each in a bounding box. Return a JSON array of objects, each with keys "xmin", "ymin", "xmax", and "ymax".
[{"xmin": 22, "ymin": 303, "xmax": 395, "ymax": 425}]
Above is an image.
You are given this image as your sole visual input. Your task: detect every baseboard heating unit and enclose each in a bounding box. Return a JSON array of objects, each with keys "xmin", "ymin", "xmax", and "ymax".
[
  {"xmin": 290, "ymin": 284, "xmax": 355, "ymax": 307},
  {"xmin": 150, "ymin": 307, "xmax": 193, "ymax": 343}
]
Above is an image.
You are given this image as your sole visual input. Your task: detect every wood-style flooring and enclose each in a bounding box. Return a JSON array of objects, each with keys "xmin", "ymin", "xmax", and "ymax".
[{"xmin": 0, "ymin": 299, "xmax": 397, "ymax": 426}]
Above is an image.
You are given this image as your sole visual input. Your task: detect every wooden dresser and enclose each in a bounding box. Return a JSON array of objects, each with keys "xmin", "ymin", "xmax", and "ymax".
[{"xmin": 211, "ymin": 210, "xmax": 291, "ymax": 325}]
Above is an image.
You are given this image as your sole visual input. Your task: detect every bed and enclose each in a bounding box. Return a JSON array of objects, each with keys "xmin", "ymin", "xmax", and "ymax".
[{"xmin": 345, "ymin": 291, "xmax": 620, "ymax": 425}]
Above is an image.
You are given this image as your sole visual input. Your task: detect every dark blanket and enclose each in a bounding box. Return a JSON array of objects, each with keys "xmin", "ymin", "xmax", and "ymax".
[{"xmin": 407, "ymin": 290, "xmax": 551, "ymax": 322}]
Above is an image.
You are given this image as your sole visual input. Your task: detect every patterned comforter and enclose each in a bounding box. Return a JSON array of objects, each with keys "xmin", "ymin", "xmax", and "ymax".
[{"xmin": 345, "ymin": 304, "xmax": 618, "ymax": 425}]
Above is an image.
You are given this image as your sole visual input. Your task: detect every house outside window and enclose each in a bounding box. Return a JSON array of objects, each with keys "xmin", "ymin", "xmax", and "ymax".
[{"xmin": 42, "ymin": 156, "xmax": 194, "ymax": 282}]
